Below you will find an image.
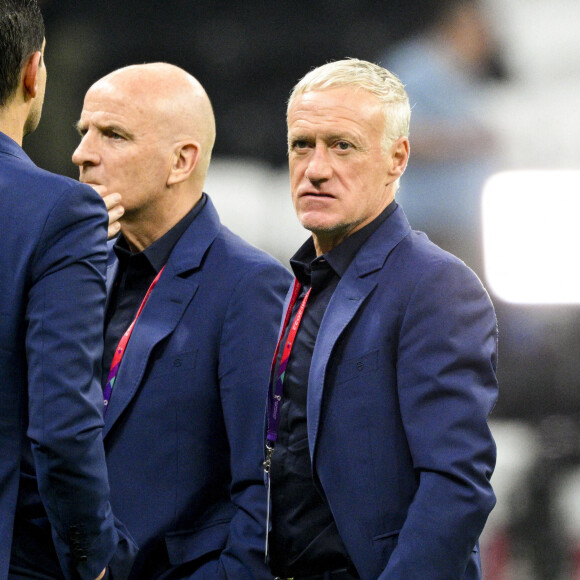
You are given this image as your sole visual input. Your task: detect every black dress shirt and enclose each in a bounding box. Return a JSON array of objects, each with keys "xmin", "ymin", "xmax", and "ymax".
[
  {"xmin": 269, "ymin": 202, "xmax": 397, "ymax": 578},
  {"xmin": 102, "ymin": 194, "xmax": 207, "ymax": 388}
]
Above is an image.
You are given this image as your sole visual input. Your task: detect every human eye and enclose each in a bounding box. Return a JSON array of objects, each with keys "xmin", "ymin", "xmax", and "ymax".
[
  {"xmin": 104, "ymin": 129, "xmax": 125, "ymax": 141},
  {"xmin": 290, "ymin": 138, "xmax": 311, "ymax": 152},
  {"xmin": 333, "ymin": 140, "xmax": 352, "ymax": 152}
]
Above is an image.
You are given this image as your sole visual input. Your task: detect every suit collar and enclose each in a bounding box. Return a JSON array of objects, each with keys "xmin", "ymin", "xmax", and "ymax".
[
  {"xmin": 353, "ymin": 204, "xmax": 412, "ymax": 277},
  {"xmin": 164, "ymin": 194, "xmax": 221, "ymax": 275},
  {"xmin": 0, "ymin": 131, "xmax": 32, "ymax": 163},
  {"xmin": 290, "ymin": 201, "xmax": 399, "ymax": 283}
]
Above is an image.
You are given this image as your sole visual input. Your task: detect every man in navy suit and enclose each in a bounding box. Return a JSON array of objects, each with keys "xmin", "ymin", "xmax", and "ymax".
[
  {"xmin": 0, "ymin": 1, "xmax": 136, "ymax": 579},
  {"xmin": 265, "ymin": 59, "xmax": 498, "ymax": 579},
  {"xmin": 72, "ymin": 63, "xmax": 292, "ymax": 579}
]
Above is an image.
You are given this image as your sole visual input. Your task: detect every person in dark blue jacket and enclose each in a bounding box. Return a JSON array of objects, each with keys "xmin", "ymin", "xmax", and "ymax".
[
  {"xmin": 0, "ymin": 1, "xmax": 137, "ymax": 578},
  {"xmin": 73, "ymin": 62, "xmax": 292, "ymax": 579},
  {"xmin": 265, "ymin": 58, "xmax": 498, "ymax": 580}
]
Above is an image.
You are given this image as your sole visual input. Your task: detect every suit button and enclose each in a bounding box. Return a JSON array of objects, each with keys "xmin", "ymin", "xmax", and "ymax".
[
  {"xmin": 173, "ymin": 358, "xmax": 182, "ymax": 367},
  {"xmin": 357, "ymin": 361, "xmax": 364, "ymax": 371}
]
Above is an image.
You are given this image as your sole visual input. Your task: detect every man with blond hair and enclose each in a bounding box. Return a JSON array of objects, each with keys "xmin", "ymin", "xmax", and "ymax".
[
  {"xmin": 265, "ymin": 58, "xmax": 498, "ymax": 579},
  {"xmin": 73, "ymin": 62, "xmax": 291, "ymax": 579}
]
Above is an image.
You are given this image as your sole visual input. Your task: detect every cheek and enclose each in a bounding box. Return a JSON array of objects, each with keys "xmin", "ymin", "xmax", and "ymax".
[
  {"xmin": 289, "ymin": 159, "xmax": 301, "ymax": 182},
  {"xmin": 289, "ymin": 163, "xmax": 302, "ymax": 198}
]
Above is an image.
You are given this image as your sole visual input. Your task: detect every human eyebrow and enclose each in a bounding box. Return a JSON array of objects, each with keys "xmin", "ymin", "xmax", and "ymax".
[
  {"xmin": 74, "ymin": 121, "xmax": 87, "ymax": 136},
  {"xmin": 100, "ymin": 124, "xmax": 132, "ymax": 140},
  {"xmin": 326, "ymin": 133, "xmax": 357, "ymax": 145},
  {"xmin": 74, "ymin": 121, "xmax": 132, "ymax": 140}
]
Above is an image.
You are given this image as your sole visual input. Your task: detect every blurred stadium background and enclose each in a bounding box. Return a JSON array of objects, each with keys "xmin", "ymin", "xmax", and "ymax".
[{"xmin": 28, "ymin": 1, "xmax": 580, "ymax": 578}]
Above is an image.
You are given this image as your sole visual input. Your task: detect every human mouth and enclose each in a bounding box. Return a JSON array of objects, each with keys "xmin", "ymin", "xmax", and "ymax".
[{"xmin": 299, "ymin": 190, "xmax": 336, "ymax": 199}]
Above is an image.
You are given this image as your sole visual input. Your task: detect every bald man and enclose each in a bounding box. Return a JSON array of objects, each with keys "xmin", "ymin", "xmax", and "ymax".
[{"xmin": 73, "ymin": 63, "xmax": 292, "ymax": 579}]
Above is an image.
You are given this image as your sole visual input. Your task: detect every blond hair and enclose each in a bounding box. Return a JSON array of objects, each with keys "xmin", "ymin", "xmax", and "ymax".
[{"xmin": 288, "ymin": 58, "xmax": 411, "ymax": 149}]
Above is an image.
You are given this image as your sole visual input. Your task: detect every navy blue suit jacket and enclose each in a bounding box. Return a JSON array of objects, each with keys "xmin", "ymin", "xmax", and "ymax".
[
  {"xmin": 0, "ymin": 131, "xmax": 136, "ymax": 579},
  {"xmin": 103, "ymin": 196, "xmax": 292, "ymax": 578},
  {"xmin": 280, "ymin": 206, "xmax": 498, "ymax": 579}
]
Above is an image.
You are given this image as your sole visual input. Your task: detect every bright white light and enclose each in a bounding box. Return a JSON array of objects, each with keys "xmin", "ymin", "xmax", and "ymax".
[{"xmin": 482, "ymin": 170, "xmax": 580, "ymax": 304}]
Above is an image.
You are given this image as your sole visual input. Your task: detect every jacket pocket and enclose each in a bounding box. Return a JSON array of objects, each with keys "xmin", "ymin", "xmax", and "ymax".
[
  {"xmin": 149, "ymin": 348, "xmax": 198, "ymax": 378},
  {"xmin": 335, "ymin": 349, "xmax": 379, "ymax": 384},
  {"xmin": 164, "ymin": 518, "xmax": 230, "ymax": 566}
]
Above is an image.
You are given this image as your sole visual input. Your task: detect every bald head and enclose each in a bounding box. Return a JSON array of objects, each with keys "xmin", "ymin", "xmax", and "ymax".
[
  {"xmin": 93, "ymin": 63, "xmax": 216, "ymax": 176},
  {"xmin": 73, "ymin": 63, "xmax": 216, "ymax": 250}
]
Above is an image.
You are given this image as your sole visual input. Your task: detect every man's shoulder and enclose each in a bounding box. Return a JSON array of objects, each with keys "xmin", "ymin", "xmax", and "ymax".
[
  {"xmin": 1, "ymin": 156, "xmax": 94, "ymax": 201},
  {"xmin": 26, "ymin": 164, "xmax": 90, "ymax": 195},
  {"xmin": 387, "ymin": 229, "xmax": 490, "ymax": 300},
  {"xmin": 390, "ymin": 225, "xmax": 463, "ymax": 265},
  {"xmin": 372, "ymin": 226, "xmax": 479, "ymax": 286},
  {"xmin": 0, "ymin": 160, "xmax": 104, "ymax": 240},
  {"xmin": 214, "ymin": 223, "xmax": 289, "ymax": 272}
]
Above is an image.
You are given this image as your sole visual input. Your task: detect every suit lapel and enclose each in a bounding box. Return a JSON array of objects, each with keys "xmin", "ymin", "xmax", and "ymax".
[
  {"xmin": 103, "ymin": 196, "xmax": 222, "ymax": 437},
  {"xmin": 103, "ymin": 270, "xmax": 199, "ymax": 436},
  {"xmin": 307, "ymin": 206, "xmax": 412, "ymax": 461},
  {"xmin": 307, "ymin": 275, "xmax": 377, "ymax": 460},
  {"xmin": 105, "ymin": 241, "xmax": 119, "ymax": 315}
]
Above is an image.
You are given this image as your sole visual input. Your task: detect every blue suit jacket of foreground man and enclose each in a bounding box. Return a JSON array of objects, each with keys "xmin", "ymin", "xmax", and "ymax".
[
  {"xmin": 289, "ymin": 204, "xmax": 498, "ymax": 579},
  {"xmin": 103, "ymin": 195, "xmax": 292, "ymax": 578},
  {"xmin": 0, "ymin": 130, "xmax": 136, "ymax": 579}
]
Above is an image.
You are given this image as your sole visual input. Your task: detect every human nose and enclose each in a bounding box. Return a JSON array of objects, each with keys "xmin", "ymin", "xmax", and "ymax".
[
  {"xmin": 72, "ymin": 132, "xmax": 99, "ymax": 168},
  {"xmin": 305, "ymin": 144, "xmax": 332, "ymax": 184}
]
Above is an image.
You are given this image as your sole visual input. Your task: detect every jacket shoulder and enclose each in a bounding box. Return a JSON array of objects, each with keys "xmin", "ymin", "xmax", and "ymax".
[{"xmin": 215, "ymin": 223, "xmax": 290, "ymax": 272}]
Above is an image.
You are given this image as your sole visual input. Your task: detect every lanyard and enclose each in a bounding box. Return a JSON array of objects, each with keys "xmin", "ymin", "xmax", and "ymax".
[
  {"xmin": 264, "ymin": 278, "xmax": 311, "ymax": 560},
  {"xmin": 264, "ymin": 278, "xmax": 312, "ymax": 468},
  {"xmin": 103, "ymin": 265, "xmax": 165, "ymax": 414}
]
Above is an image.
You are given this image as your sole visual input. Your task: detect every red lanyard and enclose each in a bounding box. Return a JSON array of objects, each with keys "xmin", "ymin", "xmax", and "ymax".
[
  {"xmin": 103, "ymin": 265, "xmax": 165, "ymax": 413},
  {"xmin": 264, "ymin": 278, "xmax": 311, "ymax": 560},
  {"xmin": 264, "ymin": 278, "xmax": 311, "ymax": 471}
]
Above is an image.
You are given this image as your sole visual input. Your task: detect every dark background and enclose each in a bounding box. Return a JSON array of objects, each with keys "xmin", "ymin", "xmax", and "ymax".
[{"xmin": 30, "ymin": 0, "xmax": 442, "ymax": 174}]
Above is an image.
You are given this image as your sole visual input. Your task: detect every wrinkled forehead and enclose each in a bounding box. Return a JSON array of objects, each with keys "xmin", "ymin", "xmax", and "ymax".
[
  {"xmin": 287, "ymin": 87, "xmax": 384, "ymax": 132},
  {"xmin": 80, "ymin": 78, "xmax": 160, "ymax": 129}
]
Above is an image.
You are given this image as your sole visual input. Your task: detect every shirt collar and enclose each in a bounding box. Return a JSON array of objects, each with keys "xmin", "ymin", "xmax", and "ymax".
[
  {"xmin": 113, "ymin": 193, "xmax": 207, "ymax": 272},
  {"xmin": 290, "ymin": 201, "xmax": 398, "ymax": 285}
]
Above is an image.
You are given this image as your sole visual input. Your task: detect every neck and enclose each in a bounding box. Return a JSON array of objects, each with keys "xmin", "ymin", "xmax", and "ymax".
[
  {"xmin": 0, "ymin": 113, "xmax": 25, "ymax": 146},
  {"xmin": 312, "ymin": 225, "xmax": 357, "ymax": 256},
  {"xmin": 120, "ymin": 190, "xmax": 201, "ymax": 253},
  {"xmin": 0, "ymin": 93, "xmax": 34, "ymax": 146},
  {"xmin": 313, "ymin": 236, "xmax": 340, "ymax": 257}
]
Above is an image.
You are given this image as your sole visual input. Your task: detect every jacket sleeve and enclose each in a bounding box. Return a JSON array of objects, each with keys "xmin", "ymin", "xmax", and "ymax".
[
  {"xmin": 25, "ymin": 183, "xmax": 137, "ymax": 580},
  {"xmin": 380, "ymin": 258, "xmax": 498, "ymax": 579},
  {"xmin": 207, "ymin": 259, "xmax": 292, "ymax": 579}
]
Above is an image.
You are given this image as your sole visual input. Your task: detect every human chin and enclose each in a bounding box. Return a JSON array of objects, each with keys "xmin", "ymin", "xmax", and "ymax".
[{"xmin": 298, "ymin": 209, "xmax": 344, "ymax": 235}]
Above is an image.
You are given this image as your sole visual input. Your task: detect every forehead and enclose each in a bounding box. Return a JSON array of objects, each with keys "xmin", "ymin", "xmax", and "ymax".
[
  {"xmin": 79, "ymin": 80, "xmax": 153, "ymax": 131},
  {"xmin": 287, "ymin": 87, "xmax": 384, "ymax": 135}
]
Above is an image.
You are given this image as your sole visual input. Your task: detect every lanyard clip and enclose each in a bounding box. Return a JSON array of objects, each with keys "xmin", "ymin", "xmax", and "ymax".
[{"xmin": 263, "ymin": 441, "xmax": 274, "ymax": 474}]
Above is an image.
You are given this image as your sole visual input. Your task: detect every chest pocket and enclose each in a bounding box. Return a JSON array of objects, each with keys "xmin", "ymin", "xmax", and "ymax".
[
  {"xmin": 148, "ymin": 348, "xmax": 198, "ymax": 378},
  {"xmin": 335, "ymin": 348, "xmax": 379, "ymax": 385}
]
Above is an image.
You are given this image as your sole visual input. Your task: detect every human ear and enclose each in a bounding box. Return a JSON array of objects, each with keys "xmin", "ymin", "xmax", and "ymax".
[
  {"xmin": 167, "ymin": 141, "xmax": 201, "ymax": 186},
  {"xmin": 388, "ymin": 137, "xmax": 410, "ymax": 179},
  {"xmin": 22, "ymin": 51, "xmax": 42, "ymax": 99}
]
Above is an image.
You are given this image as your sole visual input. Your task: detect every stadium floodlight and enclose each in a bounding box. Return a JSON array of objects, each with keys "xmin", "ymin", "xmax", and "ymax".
[{"xmin": 482, "ymin": 170, "xmax": 580, "ymax": 304}]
